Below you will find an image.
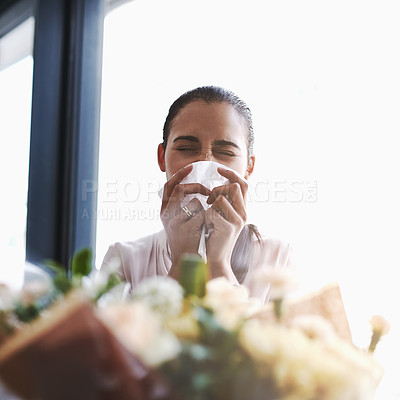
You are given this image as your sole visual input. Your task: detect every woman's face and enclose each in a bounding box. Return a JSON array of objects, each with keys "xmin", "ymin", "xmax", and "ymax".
[{"xmin": 158, "ymin": 101, "xmax": 255, "ymax": 180}]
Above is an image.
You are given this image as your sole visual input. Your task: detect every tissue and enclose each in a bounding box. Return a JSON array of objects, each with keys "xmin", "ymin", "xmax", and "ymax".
[
  {"xmin": 160, "ymin": 161, "xmax": 236, "ymax": 262},
  {"xmin": 180, "ymin": 161, "xmax": 231, "ymax": 208}
]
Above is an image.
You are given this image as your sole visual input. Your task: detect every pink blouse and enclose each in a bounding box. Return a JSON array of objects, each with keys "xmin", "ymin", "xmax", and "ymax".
[{"xmin": 100, "ymin": 229, "xmax": 293, "ymax": 303}]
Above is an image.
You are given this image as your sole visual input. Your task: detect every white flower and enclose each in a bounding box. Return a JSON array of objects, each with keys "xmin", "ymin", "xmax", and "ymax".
[
  {"xmin": 0, "ymin": 284, "xmax": 17, "ymax": 310},
  {"xmin": 206, "ymin": 277, "xmax": 249, "ymax": 302},
  {"xmin": 240, "ymin": 319, "xmax": 380, "ymax": 400},
  {"xmin": 81, "ymin": 258, "xmax": 126, "ymax": 302},
  {"xmin": 96, "ymin": 282, "xmax": 131, "ymax": 307},
  {"xmin": 98, "ymin": 301, "xmax": 181, "ymax": 367},
  {"xmin": 19, "ymin": 280, "xmax": 53, "ymax": 306},
  {"xmin": 290, "ymin": 314, "xmax": 336, "ymax": 341},
  {"xmin": 204, "ymin": 277, "xmax": 262, "ymax": 329},
  {"xmin": 252, "ymin": 268, "xmax": 299, "ymax": 300},
  {"xmin": 166, "ymin": 312, "xmax": 199, "ymax": 340},
  {"xmin": 368, "ymin": 314, "xmax": 391, "ymax": 353},
  {"xmin": 97, "ymin": 256, "xmax": 122, "ymax": 279},
  {"xmin": 132, "ymin": 276, "xmax": 183, "ymax": 318},
  {"xmin": 79, "ymin": 275, "xmax": 101, "ymax": 298},
  {"xmin": 369, "ymin": 314, "xmax": 390, "ymax": 335}
]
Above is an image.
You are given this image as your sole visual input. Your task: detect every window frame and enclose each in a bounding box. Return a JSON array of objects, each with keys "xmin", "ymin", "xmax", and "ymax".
[
  {"xmin": 0, "ymin": 0, "xmax": 33, "ymax": 37},
  {"xmin": 1, "ymin": 0, "xmax": 105, "ymax": 271}
]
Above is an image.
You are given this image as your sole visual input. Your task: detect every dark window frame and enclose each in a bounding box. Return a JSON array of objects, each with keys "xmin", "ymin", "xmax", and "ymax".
[
  {"xmin": 0, "ymin": 0, "xmax": 34, "ymax": 37},
  {"xmin": 1, "ymin": 0, "xmax": 105, "ymax": 271}
]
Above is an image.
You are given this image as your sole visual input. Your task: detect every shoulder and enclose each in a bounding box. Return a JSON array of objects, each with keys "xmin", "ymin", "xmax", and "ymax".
[
  {"xmin": 109, "ymin": 230, "xmax": 165, "ymax": 256},
  {"xmin": 100, "ymin": 230, "xmax": 170, "ymax": 284},
  {"xmin": 252, "ymin": 234, "xmax": 294, "ymax": 270},
  {"xmin": 243, "ymin": 233, "xmax": 294, "ymax": 303}
]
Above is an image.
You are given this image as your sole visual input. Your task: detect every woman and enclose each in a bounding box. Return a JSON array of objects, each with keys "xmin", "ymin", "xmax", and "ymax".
[{"xmin": 101, "ymin": 86, "xmax": 293, "ymax": 302}]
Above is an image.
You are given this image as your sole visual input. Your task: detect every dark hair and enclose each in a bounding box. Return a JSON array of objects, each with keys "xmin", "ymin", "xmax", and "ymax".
[
  {"xmin": 162, "ymin": 86, "xmax": 254, "ymax": 158},
  {"xmin": 231, "ymin": 224, "xmax": 262, "ymax": 284}
]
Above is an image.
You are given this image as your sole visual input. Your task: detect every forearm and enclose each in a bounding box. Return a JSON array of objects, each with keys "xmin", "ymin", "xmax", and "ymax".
[{"xmin": 207, "ymin": 260, "xmax": 239, "ymax": 285}]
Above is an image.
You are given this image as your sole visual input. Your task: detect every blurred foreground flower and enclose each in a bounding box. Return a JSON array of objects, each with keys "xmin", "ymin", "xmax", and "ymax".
[
  {"xmin": 204, "ymin": 277, "xmax": 262, "ymax": 329},
  {"xmin": 289, "ymin": 314, "xmax": 336, "ymax": 341},
  {"xmin": 0, "ymin": 250, "xmax": 389, "ymax": 400},
  {"xmin": 132, "ymin": 276, "xmax": 184, "ymax": 318},
  {"xmin": 368, "ymin": 314, "xmax": 391, "ymax": 353},
  {"xmin": 98, "ymin": 301, "xmax": 181, "ymax": 367},
  {"xmin": 251, "ymin": 268, "xmax": 299, "ymax": 321}
]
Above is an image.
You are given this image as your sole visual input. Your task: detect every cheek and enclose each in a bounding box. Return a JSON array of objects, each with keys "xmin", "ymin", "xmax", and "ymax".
[
  {"xmin": 164, "ymin": 151, "xmax": 189, "ymax": 179},
  {"xmin": 222, "ymin": 157, "xmax": 249, "ymax": 178}
]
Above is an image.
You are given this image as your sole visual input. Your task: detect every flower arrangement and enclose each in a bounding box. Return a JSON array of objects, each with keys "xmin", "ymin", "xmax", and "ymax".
[{"xmin": 0, "ymin": 250, "xmax": 390, "ymax": 400}]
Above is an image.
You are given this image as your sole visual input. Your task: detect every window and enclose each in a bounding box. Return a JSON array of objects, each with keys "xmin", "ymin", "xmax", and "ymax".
[
  {"xmin": 0, "ymin": 16, "xmax": 34, "ymax": 288},
  {"xmin": 1, "ymin": 0, "xmax": 104, "ymax": 278},
  {"xmin": 98, "ymin": 1, "xmax": 400, "ymax": 398}
]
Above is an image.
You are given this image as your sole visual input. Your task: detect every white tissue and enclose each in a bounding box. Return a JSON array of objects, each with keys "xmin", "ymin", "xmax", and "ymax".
[
  {"xmin": 159, "ymin": 161, "xmax": 236, "ymax": 262},
  {"xmin": 181, "ymin": 161, "xmax": 233, "ymax": 262},
  {"xmin": 180, "ymin": 161, "xmax": 230, "ymax": 208}
]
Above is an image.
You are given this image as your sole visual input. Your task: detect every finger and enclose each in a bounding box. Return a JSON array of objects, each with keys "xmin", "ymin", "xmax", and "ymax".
[
  {"xmin": 189, "ymin": 207, "xmax": 205, "ymax": 225},
  {"xmin": 207, "ymin": 182, "xmax": 243, "ymax": 204},
  {"xmin": 205, "ymin": 205, "xmax": 229, "ymax": 232},
  {"xmin": 217, "ymin": 167, "xmax": 249, "ymax": 199},
  {"xmin": 163, "ymin": 164, "xmax": 193, "ymax": 200},
  {"xmin": 180, "ymin": 198, "xmax": 204, "ymax": 220},
  {"xmin": 209, "ymin": 195, "xmax": 244, "ymax": 225},
  {"xmin": 207, "ymin": 183, "xmax": 246, "ymax": 221},
  {"xmin": 170, "ymin": 206, "xmax": 205, "ymax": 234},
  {"xmin": 206, "ymin": 184, "xmax": 231, "ymax": 204},
  {"xmin": 163, "ymin": 183, "xmax": 210, "ymax": 212},
  {"xmin": 165, "ymin": 183, "xmax": 210, "ymax": 208}
]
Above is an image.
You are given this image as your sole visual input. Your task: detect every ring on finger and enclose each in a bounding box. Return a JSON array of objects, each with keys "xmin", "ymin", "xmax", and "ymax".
[{"xmin": 182, "ymin": 206, "xmax": 193, "ymax": 219}]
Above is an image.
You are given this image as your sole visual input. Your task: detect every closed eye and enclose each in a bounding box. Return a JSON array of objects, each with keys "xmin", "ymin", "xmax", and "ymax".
[
  {"xmin": 214, "ymin": 150, "xmax": 237, "ymax": 157},
  {"xmin": 213, "ymin": 142, "xmax": 239, "ymax": 158},
  {"xmin": 176, "ymin": 147, "xmax": 199, "ymax": 152}
]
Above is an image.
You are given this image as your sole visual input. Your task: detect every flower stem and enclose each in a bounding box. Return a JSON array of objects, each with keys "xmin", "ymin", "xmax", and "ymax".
[
  {"xmin": 368, "ymin": 331, "xmax": 381, "ymax": 353},
  {"xmin": 273, "ymin": 298, "xmax": 284, "ymax": 322}
]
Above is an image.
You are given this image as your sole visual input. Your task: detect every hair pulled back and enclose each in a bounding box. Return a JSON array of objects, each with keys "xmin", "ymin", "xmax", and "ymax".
[{"xmin": 162, "ymin": 86, "xmax": 254, "ymax": 158}]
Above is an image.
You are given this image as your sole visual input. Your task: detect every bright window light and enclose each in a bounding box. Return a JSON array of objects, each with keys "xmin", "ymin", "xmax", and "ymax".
[
  {"xmin": 0, "ymin": 52, "xmax": 34, "ymax": 287},
  {"xmin": 97, "ymin": 2, "xmax": 400, "ymax": 397}
]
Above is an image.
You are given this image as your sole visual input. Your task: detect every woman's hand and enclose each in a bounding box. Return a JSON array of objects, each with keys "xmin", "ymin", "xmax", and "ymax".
[
  {"xmin": 205, "ymin": 168, "xmax": 248, "ymax": 283},
  {"xmin": 160, "ymin": 164, "xmax": 211, "ymax": 279}
]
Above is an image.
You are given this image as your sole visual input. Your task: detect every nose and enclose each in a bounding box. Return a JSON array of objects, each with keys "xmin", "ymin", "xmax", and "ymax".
[{"xmin": 197, "ymin": 151, "xmax": 212, "ymax": 162}]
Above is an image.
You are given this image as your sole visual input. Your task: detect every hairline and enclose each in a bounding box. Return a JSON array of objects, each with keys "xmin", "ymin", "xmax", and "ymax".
[{"xmin": 165, "ymin": 99, "xmax": 252, "ymax": 157}]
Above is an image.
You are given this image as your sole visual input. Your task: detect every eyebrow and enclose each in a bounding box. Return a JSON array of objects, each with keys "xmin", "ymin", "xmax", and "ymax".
[
  {"xmin": 173, "ymin": 135, "xmax": 200, "ymax": 143},
  {"xmin": 213, "ymin": 140, "xmax": 240, "ymax": 150},
  {"xmin": 173, "ymin": 136, "xmax": 240, "ymax": 150}
]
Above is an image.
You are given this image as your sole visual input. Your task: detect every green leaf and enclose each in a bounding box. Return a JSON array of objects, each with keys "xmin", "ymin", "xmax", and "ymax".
[
  {"xmin": 196, "ymin": 306, "xmax": 230, "ymax": 344},
  {"xmin": 178, "ymin": 254, "xmax": 207, "ymax": 298},
  {"xmin": 192, "ymin": 372, "xmax": 213, "ymax": 391},
  {"xmin": 15, "ymin": 303, "xmax": 40, "ymax": 323},
  {"xmin": 43, "ymin": 259, "xmax": 66, "ymax": 275},
  {"xmin": 94, "ymin": 273, "xmax": 122, "ymax": 302},
  {"xmin": 71, "ymin": 247, "xmax": 92, "ymax": 278},
  {"xmin": 0, "ymin": 311, "xmax": 15, "ymax": 335},
  {"xmin": 52, "ymin": 273, "xmax": 73, "ymax": 294}
]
